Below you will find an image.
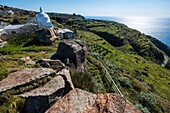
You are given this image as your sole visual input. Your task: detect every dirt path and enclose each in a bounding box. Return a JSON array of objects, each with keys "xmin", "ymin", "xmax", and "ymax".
[{"xmin": 161, "ymin": 55, "xmax": 168, "ymax": 67}]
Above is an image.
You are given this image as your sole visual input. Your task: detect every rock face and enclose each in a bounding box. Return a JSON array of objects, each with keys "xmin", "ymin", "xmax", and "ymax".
[
  {"xmin": 57, "ymin": 69, "xmax": 74, "ymax": 95},
  {"xmin": 0, "ymin": 41, "xmax": 7, "ymax": 48},
  {"xmin": 20, "ymin": 76, "xmax": 65, "ymax": 113},
  {"xmin": 0, "ymin": 66, "xmax": 141, "ymax": 113},
  {"xmin": 35, "ymin": 27, "xmax": 59, "ymax": 45},
  {"xmin": 0, "ymin": 68, "xmax": 55, "ymax": 93},
  {"xmin": 36, "ymin": 59, "xmax": 65, "ymax": 72},
  {"xmin": 45, "ymin": 88, "xmax": 137, "ymax": 113},
  {"xmin": 51, "ymin": 39, "xmax": 87, "ymax": 71},
  {"xmin": 125, "ymin": 100, "xmax": 142, "ymax": 113},
  {"xmin": 19, "ymin": 68, "xmax": 74, "ymax": 113},
  {"xmin": 21, "ymin": 56, "xmax": 35, "ymax": 65}
]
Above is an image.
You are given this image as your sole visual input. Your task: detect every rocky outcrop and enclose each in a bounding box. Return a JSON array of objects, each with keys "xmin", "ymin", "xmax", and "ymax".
[
  {"xmin": 0, "ymin": 63, "xmax": 140, "ymax": 113},
  {"xmin": 57, "ymin": 69, "xmax": 74, "ymax": 95},
  {"xmin": 36, "ymin": 59, "xmax": 65, "ymax": 72},
  {"xmin": 19, "ymin": 68, "xmax": 74, "ymax": 113},
  {"xmin": 21, "ymin": 56, "xmax": 35, "ymax": 65},
  {"xmin": 51, "ymin": 39, "xmax": 87, "ymax": 71},
  {"xmin": 125, "ymin": 100, "xmax": 142, "ymax": 113},
  {"xmin": 35, "ymin": 27, "xmax": 59, "ymax": 45},
  {"xmin": 0, "ymin": 41, "xmax": 7, "ymax": 48},
  {"xmin": 20, "ymin": 76, "xmax": 65, "ymax": 113},
  {"xmin": 0, "ymin": 68, "xmax": 56, "ymax": 93},
  {"xmin": 45, "ymin": 88, "xmax": 140, "ymax": 113}
]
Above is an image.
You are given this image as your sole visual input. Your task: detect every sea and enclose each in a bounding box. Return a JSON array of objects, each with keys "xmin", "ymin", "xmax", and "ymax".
[{"xmin": 86, "ymin": 16, "xmax": 170, "ymax": 47}]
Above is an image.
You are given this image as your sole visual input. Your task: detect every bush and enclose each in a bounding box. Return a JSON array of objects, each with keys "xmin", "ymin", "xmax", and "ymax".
[
  {"xmin": 0, "ymin": 63, "xmax": 10, "ymax": 81},
  {"xmin": 71, "ymin": 71, "xmax": 91, "ymax": 89},
  {"xmin": 135, "ymin": 103, "xmax": 150, "ymax": 113},
  {"xmin": 138, "ymin": 92, "xmax": 161, "ymax": 113},
  {"xmin": 70, "ymin": 70, "xmax": 105, "ymax": 93},
  {"xmin": 118, "ymin": 77, "xmax": 132, "ymax": 88},
  {"xmin": 132, "ymin": 79, "xmax": 147, "ymax": 92},
  {"xmin": 8, "ymin": 33, "xmax": 35, "ymax": 47},
  {"xmin": 10, "ymin": 17, "xmax": 21, "ymax": 24},
  {"xmin": 51, "ymin": 19, "xmax": 63, "ymax": 28}
]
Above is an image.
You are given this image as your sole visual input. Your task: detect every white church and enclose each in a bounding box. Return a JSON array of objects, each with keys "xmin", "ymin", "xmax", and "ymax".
[
  {"xmin": 28, "ymin": 7, "xmax": 53, "ymax": 29},
  {"xmin": 0, "ymin": 7, "xmax": 74, "ymax": 39}
]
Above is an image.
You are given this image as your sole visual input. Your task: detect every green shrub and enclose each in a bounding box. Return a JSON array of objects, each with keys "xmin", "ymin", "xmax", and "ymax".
[
  {"xmin": 138, "ymin": 92, "xmax": 161, "ymax": 113},
  {"xmin": 51, "ymin": 19, "xmax": 63, "ymax": 28},
  {"xmin": 118, "ymin": 77, "xmax": 132, "ymax": 88},
  {"xmin": 0, "ymin": 96, "xmax": 25, "ymax": 113},
  {"xmin": 0, "ymin": 45, "xmax": 23, "ymax": 55},
  {"xmin": 8, "ymin": 33, "xmax": 35, "ymax": 47},
  {"xmin": 70, "ymin": 70, "xmax": 105, "ymax": 94},
  {"xmin": 132, "ymin": 79, "xmax": 147, "ymax": 92},
  {"xmin": 10, "ymin": 17, "xmax": 21, "ymax": 24},
  {"xmin": 135, "ymin": 103, "xmax": 150, "ymax": 113}
]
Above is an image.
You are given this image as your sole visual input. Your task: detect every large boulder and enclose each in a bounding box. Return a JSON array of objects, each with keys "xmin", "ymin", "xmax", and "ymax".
[
  {"xmin": 45, "ymin": 88, "xmax": 141, "ymax": 113},
  {"xmin": 56, "ymin": 69, "xmax": 74, "ymax": 95},
  {"xmin": 51, "ymin": 39, "xmax": 87, "ymax": 71},
  {"xmin": 125, "ymin": 100, "xmax": 142, "ymax": 113},
  {"xmin": 20, "ymin": 76, "xmax": 65, "ymax": 113},
  {"xmin": 0, "ymin": 41, "xmax": 7, "ymax": 48},
  {"xmin": 35, "ymin": 27, "xmax": 59, "ymax": 45},
  {"xmin": 21, "ymin": 56, "xmax": 36, "ymax": 65},
  {"xmin": 36, "ymin": 59, "xmax": 65, "ymax": 72},
  {"xmin": 0, "ymin": 68, "xmax": 56, "ymax": 93},
  {"xmin": 19, "ymin": 68, "xmax": 74, "ymax": 113}
]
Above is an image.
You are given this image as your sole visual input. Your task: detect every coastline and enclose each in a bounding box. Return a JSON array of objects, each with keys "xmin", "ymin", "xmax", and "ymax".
[{"xmin": 86, "ymin": 16, "xmax": 170, "ymax": 47}]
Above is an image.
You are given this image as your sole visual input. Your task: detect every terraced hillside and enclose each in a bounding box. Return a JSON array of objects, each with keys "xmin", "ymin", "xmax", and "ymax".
[
  {"xmin": 0, "ymin": 5, "xmax": 170, "ymax": 113},
  {"xmin": 59, "ymin": 18, "xmax": 170, "ymax": 112}
]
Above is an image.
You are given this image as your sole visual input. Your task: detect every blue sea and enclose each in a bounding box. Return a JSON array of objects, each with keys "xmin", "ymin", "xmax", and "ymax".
[{"xmin": 86, "ymin": 16, "xmax": 170, "ymax": 47}]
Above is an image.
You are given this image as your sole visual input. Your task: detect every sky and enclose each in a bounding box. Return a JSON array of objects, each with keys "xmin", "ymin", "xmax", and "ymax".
[{"xmin": 0, "ymin": 0, "xmax": 170, "ymax": 17}]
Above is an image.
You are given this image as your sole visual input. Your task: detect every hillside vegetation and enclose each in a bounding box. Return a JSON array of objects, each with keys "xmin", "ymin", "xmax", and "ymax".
[{"xmin": 0, "ymin": 6, "xmax": 170, "ymax": 113}]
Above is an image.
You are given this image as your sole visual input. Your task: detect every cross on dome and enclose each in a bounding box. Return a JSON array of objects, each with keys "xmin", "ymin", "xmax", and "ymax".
[
  {"xmin": 40, "ymin": 7, "xmax": 43, "ymax": 13},
  {"xmin": 36, "ymin": 7, "xmax": 53, "ymax": 28}
]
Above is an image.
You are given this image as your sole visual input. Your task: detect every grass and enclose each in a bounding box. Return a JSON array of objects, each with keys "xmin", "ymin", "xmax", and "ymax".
[
  {"xmin": 1, "ymin": 11, "xmax": 170, "ymax": 112},
  {"xmin": 0, "ymin": 74, "xmax": 55, "ymax": 113},
  {"xmin": 88, "ymin": 21, "xmax": 165, "ymax": 64},
  {"xmin": 0, "ymin": 30, "xmax": 62, "ymax": 112},
  {"xmin": 76, "ymin": 30, "xmax": 170, "ymax": 112},
  {"xmin": 0, "ymin": 96, "xmax": 25, "ymax": 113}
]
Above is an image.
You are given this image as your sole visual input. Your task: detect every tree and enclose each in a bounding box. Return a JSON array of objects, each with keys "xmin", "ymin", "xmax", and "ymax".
[
  {"xmin": 73, "ymin": 13, "xmax": 76, "ymax": 16},
  {"xmin": 11, "ymin": 17, "xmax": 21, "ymax": 24}
]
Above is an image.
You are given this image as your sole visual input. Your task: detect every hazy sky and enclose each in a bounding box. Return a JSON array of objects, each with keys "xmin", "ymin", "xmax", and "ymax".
[{"xmin": 0, "ymin": 0, "xmax": 170, "ymax": 17}]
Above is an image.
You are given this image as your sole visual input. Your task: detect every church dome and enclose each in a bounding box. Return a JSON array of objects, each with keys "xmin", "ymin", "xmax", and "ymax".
[{"xmin": 36, "ymin": 7, "xmax": 53, "ymax": 28}]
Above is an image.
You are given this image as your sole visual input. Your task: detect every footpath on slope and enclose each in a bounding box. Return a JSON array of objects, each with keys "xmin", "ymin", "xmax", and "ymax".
[
  {"xmin": 161, "ymin": 55, "xmax": 168, "ymax": 67},
  {"xmin": 90, "ymin": 56, "xmax": 127, "ymax": 112},
  {"xmin": 91, "ymin": 57, "xmax": 124, "ymax": 97},
  {"xmin": 99, "ymin": 61, "xmax": 124, "ymax": 97}
]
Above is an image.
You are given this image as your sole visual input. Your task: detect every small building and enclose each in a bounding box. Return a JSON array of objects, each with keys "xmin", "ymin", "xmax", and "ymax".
[
  {"xmin": 0, "ymin": 23, "xmax": 38, "ymax": 35},
  {"xmin": 3, "ymin": 24, "xmax": 24, "ymax": 34},
  {"xmin": 58, "ymin": 28, "xmax": 74, "ymax": 39}
]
